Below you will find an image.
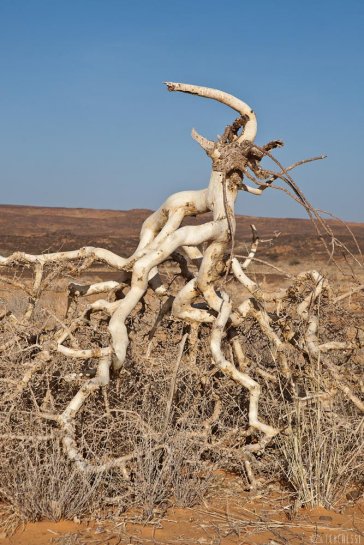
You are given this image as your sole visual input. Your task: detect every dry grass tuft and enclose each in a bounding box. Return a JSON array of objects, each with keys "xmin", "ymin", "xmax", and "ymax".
[{"xmin": 0, "ymin": 441, "xmax": 103, "ymax": 526}]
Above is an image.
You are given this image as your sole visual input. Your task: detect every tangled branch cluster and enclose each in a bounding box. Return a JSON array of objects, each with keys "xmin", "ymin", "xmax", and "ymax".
[{"xmin": 0, "ymin": 83, "xmax": 363, "ymax": 525}]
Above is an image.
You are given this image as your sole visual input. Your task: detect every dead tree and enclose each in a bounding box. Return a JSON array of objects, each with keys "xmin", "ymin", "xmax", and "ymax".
[{"xmin": 0, "ymin": 83, "xmax": 362, "ymax": 482}]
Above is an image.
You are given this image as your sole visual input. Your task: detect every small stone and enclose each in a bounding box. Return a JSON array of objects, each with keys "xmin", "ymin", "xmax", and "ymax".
[
  {"xmin": 319, "ymin": 515, "xmax": 333, "ymax": 521},
  {"xmin": 73, "ymin": 516, "xmax": 81, "ymax": 524}
]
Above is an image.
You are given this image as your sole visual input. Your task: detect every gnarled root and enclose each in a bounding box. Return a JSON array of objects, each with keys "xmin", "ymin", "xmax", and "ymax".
[
  {"xmin": 0, "ymin": 81, "xmax": 362, "ymax": 494},
  {"xmin": 211, "ymin": 293, "xmax": 279, "ymax": 453}
]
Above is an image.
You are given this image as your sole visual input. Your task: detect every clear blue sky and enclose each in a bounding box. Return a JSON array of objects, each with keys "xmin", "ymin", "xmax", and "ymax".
[{"xmin": 0, "ymin": 0, "xmax": 363, "ymax": 220}]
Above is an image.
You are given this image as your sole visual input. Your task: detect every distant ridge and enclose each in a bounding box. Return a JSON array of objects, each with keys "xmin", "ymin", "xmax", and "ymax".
[{"xmin": 0, "ymin": 204, "xmax": 363, "ymax": 260}]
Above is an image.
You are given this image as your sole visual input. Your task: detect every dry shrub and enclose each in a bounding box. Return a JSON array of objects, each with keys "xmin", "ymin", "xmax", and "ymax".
[
  {"xmin": 0, "ymin": 405, "xmax": 213, "ymax": 532},
  {"xmin": 0, "ymin": 440, "xmax": 103, "ymax": 525},
  {"xmin": 275, "ymin": 397, "xmax": 363, "ymax": 508},
  {"xmin": 260, "ymin": 310, "xmax": 364, "ymax": 508},
  {"xmin": 0, "ymin": 264, "xmax": 363, "ymax": 533},
  {"xmin": 0, "ymin": 311, "xmax": 217, "ymax": 533},
  {"xmin": 263, "ymin": 347, "xmax": 364, "ymax": 508},
  {"xmin": 126, "ymin": 431, "xmax": 212, "ymax": 518},
  {"xmin": 168, "ymin": 436, "xmax": 212, "ymax": 508}
]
